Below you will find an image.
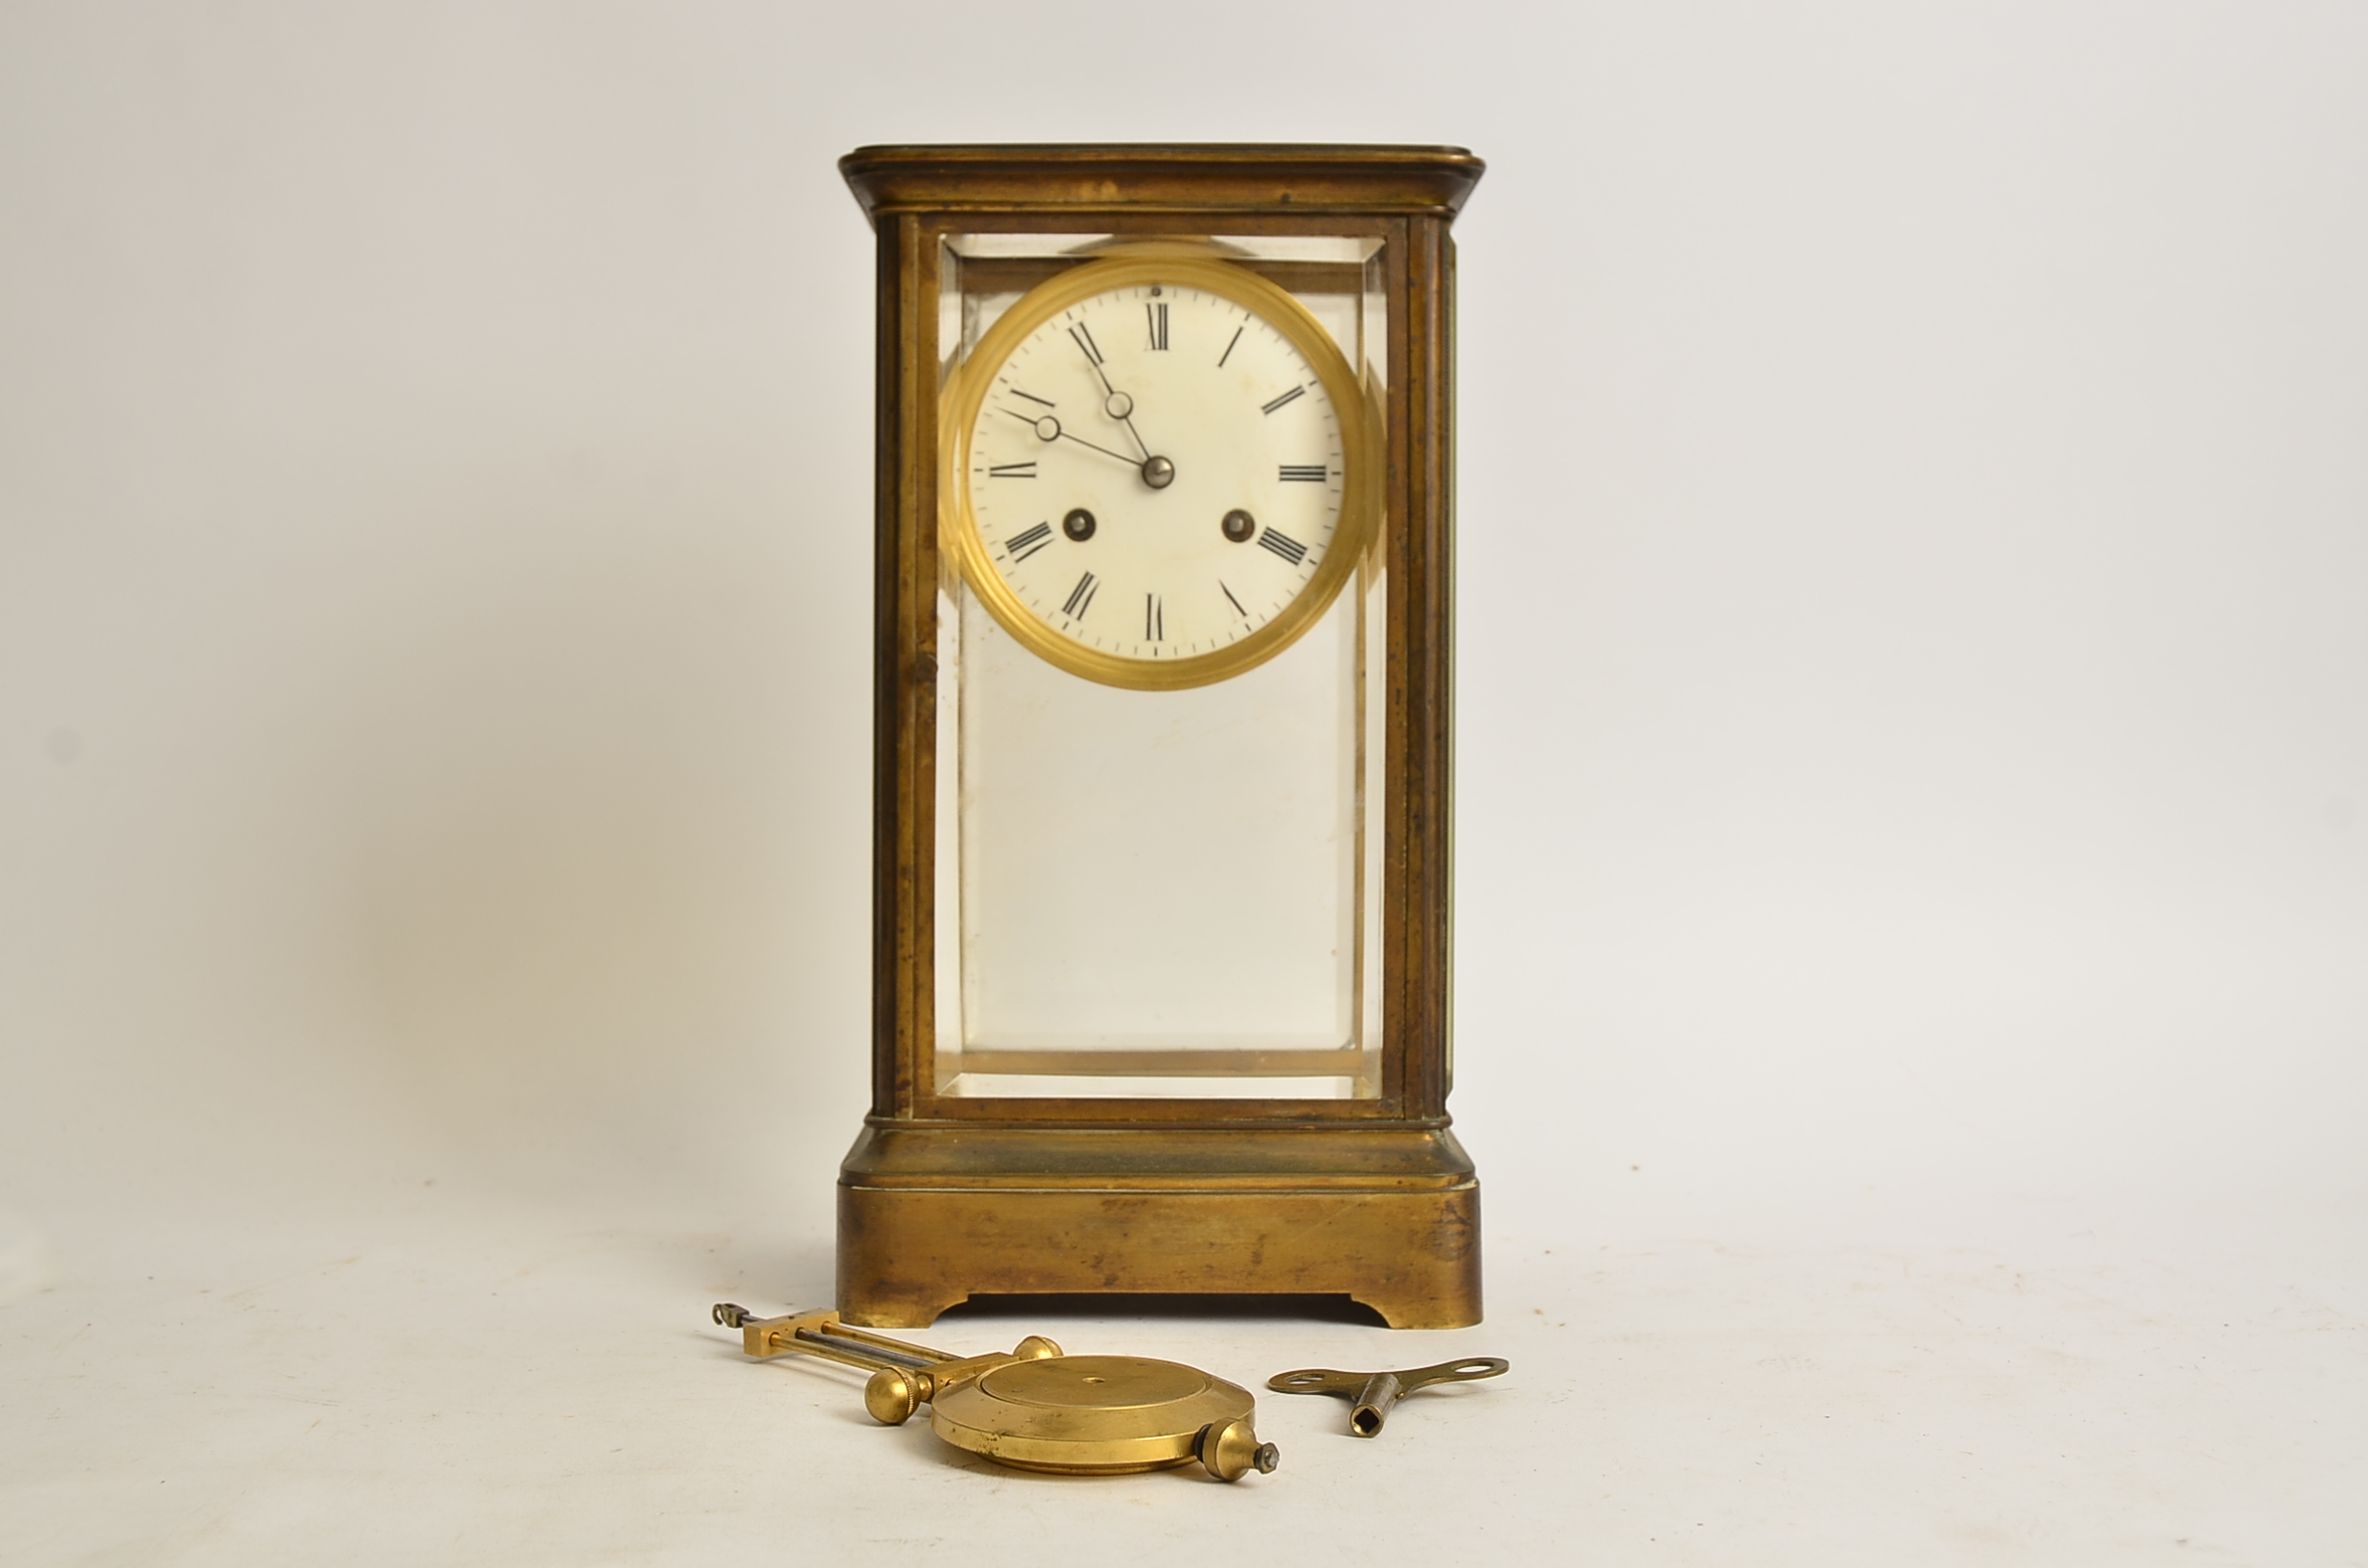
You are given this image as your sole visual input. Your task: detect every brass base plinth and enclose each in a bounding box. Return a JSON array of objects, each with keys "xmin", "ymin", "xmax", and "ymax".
[{"xmin": 836, "ymin": 1124, "xmax": 1481, "ymax": 1330}]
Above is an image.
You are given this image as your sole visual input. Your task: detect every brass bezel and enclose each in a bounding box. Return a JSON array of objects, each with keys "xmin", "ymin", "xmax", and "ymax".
[{"xmin": 940, "ymin": 253, "xmax": 1377, "ymax": 692}]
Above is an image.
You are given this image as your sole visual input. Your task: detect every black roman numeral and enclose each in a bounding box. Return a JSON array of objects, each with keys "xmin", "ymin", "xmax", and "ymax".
[
  {"xmin": 1278, "ymin": 464, "xmax": 1326, "ymax": 482},
  {"xmin": 1068, "ymin": 322, "xmax": 1103, "ymax": 366},
  {"xmin": 1261, "ymin": 385, "xmax": 1306, "ymax": 416},
  {"xmin": 1145, "ymin": 594, "xmax": 1164, "ymax": 641},
  {"xmin": 1146, "ymin": 302, "xmax": 1168, "ymax": 351},
  {"xmin": 1003, "ymin": 523, "xmax": 1052, "ymax": 562},
  {"xmin": 1220, "ymin": 580, "xmax": 1247, "ymax": 618},
  {"xmin": 1061, "ymin": 571, "xmax": 1099, "ymax": 620},
  {"xmin": 988, "ymin": 462, "xmax": 1037, "ymax": 478},
  {"xmin": 1258, "ymin": 529, "xmax": 1309, "ymax": 567}
]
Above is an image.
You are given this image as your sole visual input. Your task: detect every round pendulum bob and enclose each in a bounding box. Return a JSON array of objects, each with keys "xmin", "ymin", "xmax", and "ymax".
[{"xmin": 928, "ymin": 1356, "xmax": 1281, "ymax": 1479}]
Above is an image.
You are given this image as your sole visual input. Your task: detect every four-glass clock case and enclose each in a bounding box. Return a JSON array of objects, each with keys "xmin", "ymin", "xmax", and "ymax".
[{"xmin": 835, "ymin": 145, "xmax": 1484, "ymax": 1329}]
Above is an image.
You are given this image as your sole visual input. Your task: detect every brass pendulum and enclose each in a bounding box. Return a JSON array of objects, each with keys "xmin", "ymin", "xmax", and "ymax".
[{"xmin": 712, "ymin": 1305, "xmax": 1279, "ymax": 1481}]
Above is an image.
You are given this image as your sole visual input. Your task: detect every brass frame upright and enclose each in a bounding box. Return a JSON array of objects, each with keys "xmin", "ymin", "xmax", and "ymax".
[{"xmin": 837, "ymin": 144, "xmax": 1485, "ymax": 1329}]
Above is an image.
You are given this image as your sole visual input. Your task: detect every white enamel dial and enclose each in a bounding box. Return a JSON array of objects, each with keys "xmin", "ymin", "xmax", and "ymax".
[{"xmin": 946, "ymin": 257, "xmax": 1369, "ymax": 690}]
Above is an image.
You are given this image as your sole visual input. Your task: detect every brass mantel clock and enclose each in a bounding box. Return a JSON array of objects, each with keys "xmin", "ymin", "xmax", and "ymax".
[{"xmin": 836, "ymin": 145, "xmax": 1484, "ymax": 1330}]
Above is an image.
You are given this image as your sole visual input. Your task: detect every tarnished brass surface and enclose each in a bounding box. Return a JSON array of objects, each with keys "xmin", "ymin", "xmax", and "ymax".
[
  {"xmin": 709, "ymin": 1306, "xmax": 1277, "ymax": 1481},
  {"xmin": 838, "ymin": 1125, "xmax": 1480, "ymax": 1329},
  {"xmin": 1267, "ymin": 1356, "xmax": 1507, "ymax": 1435},
  {"xmin": 841, "ymin": 144, "xmax": 1484, "ymax": 222},
  {"xmin": 840, "ymin": 144, "xmax": 1484, "ymax": 1328}
]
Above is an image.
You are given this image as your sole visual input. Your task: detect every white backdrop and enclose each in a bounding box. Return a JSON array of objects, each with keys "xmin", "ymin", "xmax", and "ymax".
[{"xmin": 4, "ymin": 5, "xmax": 2363, "ymax": 1563}]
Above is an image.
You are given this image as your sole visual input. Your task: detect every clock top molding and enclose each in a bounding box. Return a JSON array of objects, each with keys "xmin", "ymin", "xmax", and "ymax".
[{"xmin": 840, "ymin": 144, "xmax": 1485, "ymax": 223}]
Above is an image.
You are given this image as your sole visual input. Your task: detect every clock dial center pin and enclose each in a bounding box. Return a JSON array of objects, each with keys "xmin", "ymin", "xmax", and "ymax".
[{"xmin": 1141, "ymin": 454, "xmax": 1175, "ymax": 490}]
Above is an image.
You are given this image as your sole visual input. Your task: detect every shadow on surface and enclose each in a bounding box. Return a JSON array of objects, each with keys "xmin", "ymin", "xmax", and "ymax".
[{"xmin": 938, "ymin": 1291, "xmax": 1389, "ymax": 1327}]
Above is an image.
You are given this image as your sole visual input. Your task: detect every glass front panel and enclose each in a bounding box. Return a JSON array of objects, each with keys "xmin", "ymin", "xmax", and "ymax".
[{"xmin": 932, "ymin": 233, "xmax": 1389, "ymax": 1099}]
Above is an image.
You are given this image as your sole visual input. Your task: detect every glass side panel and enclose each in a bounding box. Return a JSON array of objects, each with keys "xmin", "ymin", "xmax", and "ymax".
[{"xmin": 932, "ymin": 232, "xmax": 1388, "ymax": 1099}]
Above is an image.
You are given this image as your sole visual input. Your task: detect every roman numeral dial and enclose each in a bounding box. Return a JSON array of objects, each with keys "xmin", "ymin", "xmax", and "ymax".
[{"xmin": 950, "ymin": 257, "xmax": 1369, "ymax": 689}]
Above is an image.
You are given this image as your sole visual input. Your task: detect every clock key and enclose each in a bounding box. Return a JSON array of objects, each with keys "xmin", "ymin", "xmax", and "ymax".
[{"xmin": 1267, "ymin": 1357, "xmax": 1509, "ymax": 1437}]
